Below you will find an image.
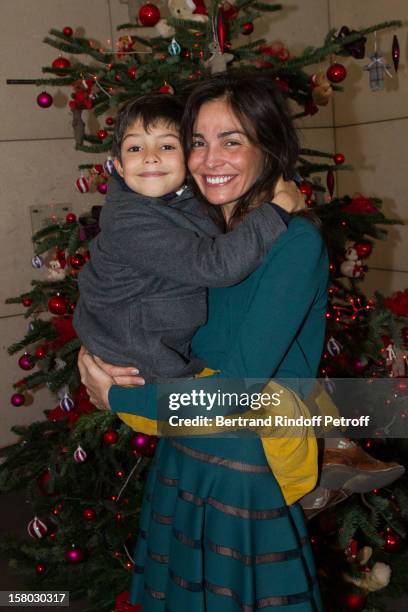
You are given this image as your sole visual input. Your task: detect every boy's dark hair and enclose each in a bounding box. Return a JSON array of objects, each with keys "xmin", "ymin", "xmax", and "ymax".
[
  {"xmin": 112, "ymin": 94, "xmax": 184, "ymax": 161},
  {"xmin": 181, "ymin": 72, "xmax": 300, "ymax": 230}
]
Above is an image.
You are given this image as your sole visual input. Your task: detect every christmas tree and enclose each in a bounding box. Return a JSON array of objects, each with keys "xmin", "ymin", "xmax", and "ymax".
[{"xmin": 1, "ymin": 2, "xmax": 407, "ymax": 610}]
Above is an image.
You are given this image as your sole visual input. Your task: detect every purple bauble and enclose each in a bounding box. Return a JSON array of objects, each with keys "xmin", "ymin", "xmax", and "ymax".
[
  {"xmin": 65, "ymin": 546, "xmax": 85, "ymax": 564},
  {"xmin": 31, "ymin": 255, "xmax": 44, "ymax": 269},
  {"xmin": 18, "ymin": 353, "xmax": 34, "ymax": 371},
  {"xmin": 60, "ymin": 394, "xmax": 74, "ymax": 412},
  {"xmin": 11, "ymin": 393, "xmax": 25, "ymax": 407},
  {"xmin": 131, "ymin": 433, "xmax": 149, "ymax": 450},
  {"xmin": 37, "ymin": 91, "xmax": 53, "ymax": 109},
  {"xmin": 73, "ymin": 445, "xmax": 87, "ymax": 463},
  {"xmin": 353, "ymin": 356, "xmax": 368, "ymax": 374},
  {"xmin": 97, "ymin": 182, "xmax": 108, "ymax": 195}
]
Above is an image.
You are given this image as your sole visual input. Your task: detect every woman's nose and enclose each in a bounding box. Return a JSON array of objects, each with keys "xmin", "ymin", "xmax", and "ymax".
[{"xmin": 203, "ymin": 144, "xmax": 224, "ymax": 168}]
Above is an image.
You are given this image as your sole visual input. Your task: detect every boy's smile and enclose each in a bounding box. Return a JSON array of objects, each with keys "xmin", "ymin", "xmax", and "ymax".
[{"xmin": 114, "ymin": 119, "xmax": 186, "ymax": 198}]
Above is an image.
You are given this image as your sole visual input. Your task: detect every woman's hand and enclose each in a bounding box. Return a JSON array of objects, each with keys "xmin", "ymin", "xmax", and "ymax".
[
  {"xmin": 273, "ymin": 176, "xmax": 305, "ymax": 213},
  {"xmin": 89, "ymin": 352, "xmax": 146, "ymax": 387}
]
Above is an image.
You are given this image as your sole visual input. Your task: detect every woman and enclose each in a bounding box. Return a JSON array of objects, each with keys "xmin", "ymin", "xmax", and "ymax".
[{"xmin": 79, "ymin": 73, "xmax": 327, "ymax": 610}]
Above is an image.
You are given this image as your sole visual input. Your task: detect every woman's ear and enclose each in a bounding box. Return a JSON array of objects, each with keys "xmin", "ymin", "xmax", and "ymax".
[{"xmin": 113, "ymin": 157, "xmax": 124, "ymax": 177}]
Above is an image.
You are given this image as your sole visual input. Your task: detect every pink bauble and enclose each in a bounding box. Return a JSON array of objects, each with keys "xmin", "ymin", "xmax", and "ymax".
[
  {"xmin": 65, "ymin": 546, "xmax": 85, "ymax": 564},
  {"xmin": 353, "ymin": 356, "xmax": 368, "ymax": 374},
  {"xmin": 97, "ymin": 182, "xmax": 108, "ymax": 195},
  {"xmin": 11, "ymin": 393, "xmax": 25, "ymax": 407},
  {"xmin": 18, "ymin": 353, "xmax": 34, "ymax": 371},
  {"xmin": 37, "ymin": 91, "xmax": 53, "ymax": 109}
]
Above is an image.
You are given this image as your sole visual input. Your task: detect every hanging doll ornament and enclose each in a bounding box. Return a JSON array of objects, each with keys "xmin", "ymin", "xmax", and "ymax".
[
  {"xmin": 340, "ymin": 246, "xmax": 365, "ymax": 279},
  {"xmin": 205, "ymin": 9, "xmax": 233, "ymax": 75},
  {"xmin": 364, "ymin": 33, "xmax": 392, "ymax": 92},
  {"xmin": 392, "ymin": 35, "xmax": 400, "ymax": 72}
]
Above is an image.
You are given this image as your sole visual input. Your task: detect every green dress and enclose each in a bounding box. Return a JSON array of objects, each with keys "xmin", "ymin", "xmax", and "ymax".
[{"xmin": 110, "ymin": 217, "xmax": 328, "ymax": 611}]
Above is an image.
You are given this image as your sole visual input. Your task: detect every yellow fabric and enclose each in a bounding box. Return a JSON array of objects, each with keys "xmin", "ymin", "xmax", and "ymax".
[{"xmin": 116, "ymin": 369, "xmax": 318, "ymax": 506}]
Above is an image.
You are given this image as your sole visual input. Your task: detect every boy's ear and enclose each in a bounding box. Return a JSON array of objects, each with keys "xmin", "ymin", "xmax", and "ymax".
[{"xmin": 113, "ymin": 158, "xmax": 124, "ymax": 177}]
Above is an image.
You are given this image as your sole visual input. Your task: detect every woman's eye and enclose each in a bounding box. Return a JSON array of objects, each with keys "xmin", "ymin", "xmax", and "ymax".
[
  {"xmin": 225, "ymin": 140, "xmax": 241, "ymax": 147},
  {"xmin": 192, "ymin": 140, "xmax": 205, "ymax": 148}
]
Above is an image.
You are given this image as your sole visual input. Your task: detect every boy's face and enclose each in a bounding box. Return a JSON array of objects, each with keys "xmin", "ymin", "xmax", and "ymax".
[{"xmin": 114, "ymin": 119, "xmax": 186, "ymax": 197}]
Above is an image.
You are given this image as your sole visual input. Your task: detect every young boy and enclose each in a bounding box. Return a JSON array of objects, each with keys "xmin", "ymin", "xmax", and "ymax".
[{"xmin": 74, "ymin": 95, "xmax": 291, "ymax": 382}]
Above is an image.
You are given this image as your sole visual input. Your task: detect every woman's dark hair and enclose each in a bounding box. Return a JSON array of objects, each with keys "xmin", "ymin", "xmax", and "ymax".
[
  {"xmin": 112, "ymin": 94, "xmax": 184, "ymax": 161},
  {"xmin": 181, "ymin": 72, "xmax": 300, "ymax": 229}
]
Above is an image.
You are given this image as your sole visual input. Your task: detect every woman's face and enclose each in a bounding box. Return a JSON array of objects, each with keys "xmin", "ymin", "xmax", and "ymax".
[{"xmin": 187, "ymin": 98, "xmax": 265, "ymax": 216}]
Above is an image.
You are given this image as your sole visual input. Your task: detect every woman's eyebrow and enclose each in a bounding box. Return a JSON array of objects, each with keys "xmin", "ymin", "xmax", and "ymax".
[{"xmin": 192, "ymin": 130, "xmax": 246, "ymax": 138}]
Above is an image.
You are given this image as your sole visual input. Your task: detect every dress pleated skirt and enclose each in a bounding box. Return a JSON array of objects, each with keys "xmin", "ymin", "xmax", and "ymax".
[{"xmin": 129, "ymin": 436, "xmax": 322, "ymax": 611}]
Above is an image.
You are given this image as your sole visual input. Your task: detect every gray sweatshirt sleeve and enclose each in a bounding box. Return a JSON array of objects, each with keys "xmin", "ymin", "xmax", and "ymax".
[{"xmin": 111, "ymin": 201, "xmax": 287, "ymax": 288}]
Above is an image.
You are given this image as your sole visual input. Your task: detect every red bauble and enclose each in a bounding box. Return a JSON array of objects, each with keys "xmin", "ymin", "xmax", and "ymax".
[
  {"xmin": 94, "ymin": 163, "xmax": 104, "ymax": 174},
  {"xmin": 37, "ymin": 91, "xmax": 53, "ymax": 108},
  {"xmin": 105, "ymin": 116, "xmax": 115, "ymax": 126},
  {"xmin": 66, "ymin": 212, "xmax": 77, "ymax": 223},
  {"xmin": 52, "ymin": 57, "xmax": 71, "ymax": 71},
  {"xmin": 83, "ymin": 508, "xmax": 96, "ymax": 520},
  {"xmin": 138, "ymin": 3, "xmax": 161, "ymax": 27},
  {"xmin": 115, "ymin": 591, "xmax": 142, "ymax": 612},
  {"xmin": 65, "ymin": 545, "xmax": 85, "ymax": 564},
  {"xmin": 115, "ymin": 73, "xmax": 122, "ymax": 83},
  {"xmin": 181, "ymin": 48, "xmax": 191, "ymax": 59},
  {"xmin": 97, "ymin": 182, "xmax": 108, "ymax": 195},
  {"xmin": 217, "ymin": 9, "xmax": 226, "ymax": 53},
  {"xmin": 333, "ymin": 152, "xmax": 345, "ymax": 165},
  {"xmin": 35, "ymin": 563, "xmax": 46, "ymax": 575},
  {"xmin": 242, "ymin": 22, "xmax": 254, "ymax": 35},
  {"xmin": 70, "ymin": 253, "xmax": 85, "ymax": 269},
  {"xmin": 48, "ymin": 295, "xmax": 67, "ymax": 315},
  {"xmin": 299, "ymin": 181, "xmax": 313, "ymax": 197},
  {"xmin": 159, "ymin": 83, "xmax": 174, "ymax": 94},
  {"xmin": 97, "ymin": 129, "xmax": 108, "ymax": 140},
  {"xmin": 392, "ymin": 35, "xmax": 400, "ymax": 72},
  {"xmin": 354, "ymin": 242, "xmax": 372, "ymax": 259},
  {"xmin": 37, "ymin": 469, "xmax": 56, "ymax": 496},
  {"xmin": 104, "ymin": 430, "xmax": 119, "ymax": 444},
  {"xmin": 127, "ymin": 66, "xmax": 138, "ymax": 79},
  {"xmin": 326, "ymin": 169, "xmax": 335, "ymax": 198},
  {"xmin": 343, "ymin": 592, "xmax": 365, "ymax": 611},
  {"xmin": 35, "ymin": 345, "xmax": 47, "ymax": 359},
  {"xmin": 22, "ymin": 296, "xmax": 32, "ymax": 307},
  {"xmin": 326, "ymin": 62, "xmax": 347, "ymax": 83},
  {"xmin": 63, "ymin": 26, "xmax": 73, "ymax": 37},
  {"xmin": 401, "ymin": 326, "xmax": 408, "ymax": 347},
  {"xmin": 383, "ymin": 528, "xmax": 402, "ymax": 552}
]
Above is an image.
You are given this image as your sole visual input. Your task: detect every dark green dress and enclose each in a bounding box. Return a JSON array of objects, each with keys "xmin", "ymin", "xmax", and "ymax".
[{"xmin": 110, "ymin": 217, "xmax": 328, "ymax": 610}]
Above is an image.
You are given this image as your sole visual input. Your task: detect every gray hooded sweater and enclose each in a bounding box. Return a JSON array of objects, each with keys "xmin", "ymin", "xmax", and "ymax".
[{"xmin": 73, "ymin": 174, "xmax": 287, "ymax": 382}]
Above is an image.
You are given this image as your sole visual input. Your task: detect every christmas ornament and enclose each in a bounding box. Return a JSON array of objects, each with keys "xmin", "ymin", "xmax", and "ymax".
[
  {"xmin": 353, "ymin": 356, "xmax": 368, "ymax": 374},
  {"xmin": 117, "ymin": 470, "xmax": 125, "ymax": 478},
  {"xmin": 97, "ymin": 129, "xmax": 108, "ymax": 140},
  {"xmin": 31, "ymin": 255, "xmax": 44, "ymax": 269},
  {"xmin": 94, "ymin": 164, "xmax": 104, "ymax": 175},
  {"xmin": 115, "ymin": 73, "xmax": 122, "ymax": 83},
  {"xmin": 18, "ymin": 353, "xmax": 34, "ymax": 371},
  {"xmin": 326, "ymin": 63, "xmax": 347, "ymax": 83},
  {"xmin": 310, "ymin": 72, "xmax": 333, "ymax": 106},
  {"xmin": 168, "ymin": 38, "xmax": 181, "ymax": 56},
  {"xmin": 139, "ymin": 3, "xmax": 161, "ymax": 27},
  {"xmin": 159, "ymin": 83, "xmax": 174, "ymax": 94},
  {"xmin": 52, "ymin": 56, "xmax": 71, "ymax": 71},
  {"xmin": 335, "ymin": 26, "xmax": 366, "ymax": 59},
  {"xmin": 181, "ymin": 48, "xmax": 191, "ymax": 59},
  {"xmin": 22, "ymin": 296, "xmax": 32, "ymax": 307},
  {"xmin": 35, "ymin": 563, "xmax": 46, "ymax": 575},
  {"xmin": 304, "ymin": 101, "xmax": 319, "ymax": 116},
  {"xmin": 75, "ymin": 174, "xmax": 89, "ymax": 194},
  {"xmin": 97, "ymin": 182, "xmax": 108, "ymax": 195},
  {"xmin": 73, "ymin": 445, "xmax": 87, "ymax": 463},
  {"xmin": 47, "ymin": 259, "xmax": 66, "ymax": 281},
  {"xmin": 127, "ymin": 65, "xmax": 138, "ymax": 79},
  {"xmin": 83, "ymin": 508, "xmax": 96, "ymax": 520},
  {"xmin": 11, "ymin": 393, "xmax": 25, "ymax": 407},
  {"xmin": 70, "ymin": 253, "xmax": 85, "ymax": 269},
  {"xmin": 105, "ymin": 116, "xmax": 114, "ymax": 126},
  {"xmin": 333, "ymin": 153, "xmax": 345, "ymax": 165},
  {"xmin": 130, "ymin": 433, "xmax": 157, "ymax": 456},
  {"xmin": 48, "ymin": 295, "xmax": 67, "ymax": 315},
  {"xmin": 37, "ymin": 469, "xmax": 55, "ymax": 496},
  {"xmin": 217, "ymin": 8, "xmax": 226, "ymax": 53},
  {"xmin": 27, "ymin": 516, "xmax": 48, "ymax": 539},
  {"xmin": 364, "ymin": 51, "xmax": 392, "ymax": 92},
  {"xmin": 65, "ymin": 545, "xmax": 85, "ymax": 564},
  {"xmin": 205, "ymin": 41, "xmax": 234, "ymax": 74},
  {"xmin": 384, "ymin": 290, "xmax": 408, "ymax": 317},
  {"xmin": 63, "ymin": 26, "xmax": 73, "ymax": 37},
  {"xmin": 242, "ymin": 22, "xmax": 254, "ymax": 36},
  {"xmin": 343, "ymin": 194, "xmax": 378, "ymax": 215},
  {"xmin": 392, "ymin": 35, "xmax": 400, "ymax": 72},
  {"xmin": 401, "ymin": 327, "xmax": 408, "ymax": 347},
  {"xmin": 299, "ymin": 181, "xmax": 313, "ymax": 198},
  {"xmin": 60, "ymin": 394, "xmax": 75, "ymax": 412},
  {"xmin": 66, "ymin": 212, "xmax": 77, "ymax": 223},
  {"xmin": 53, "ymin": 503, "xmax": 63, "ymax": 516},
  {"xmin": 220, "ymin": 1, "xmax": 239, "ymax": 21},
  {"xmin": 104, "ymin": 430, "xmax": 119, "ymax": 444},
  {"xmin": 327, "ymin": 336, "xmax": 342, "ymax": 356},
  {"xmin": 35, "ymin": 346, "xmax": 47, "ymax": 359},
  {"xmin": 37, "ymin": 91, "xmax": 53, "ymax": 108},
  {"xmin": 382, "ymin": 527, "xmax": 401, "ymax": 552},
  {"xmin": 326, "ymin": 169, "xmax": 335, "ymax": 198},
  {"xmin": 342, "ymin": 592, "xmax": 365, "ymax": 611},
  {"xmin": 354, "ymin": 242, "xmax": 372, "ymax": 259},
  {"xmin": 104, "ymin": 157, "xmax": 115, "ymax": 175}
]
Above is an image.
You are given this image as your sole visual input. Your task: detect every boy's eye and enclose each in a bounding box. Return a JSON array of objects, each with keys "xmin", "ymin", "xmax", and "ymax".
[
  {"xmin": 162, "ymin": 144, "xmax": 176, "ymax": 151},
  {"xmin": 128, "ymin": 145, "xmax": 142, "ymax": 152},
  {"xmin": 191, "ymin": 140, "xmax": 205, "ymax": 148}
]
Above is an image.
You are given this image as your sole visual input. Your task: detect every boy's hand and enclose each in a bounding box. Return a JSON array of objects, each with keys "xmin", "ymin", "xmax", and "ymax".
[{"xmin": 273, "ymin": 176, "xmax": 305, "ymax": 213}]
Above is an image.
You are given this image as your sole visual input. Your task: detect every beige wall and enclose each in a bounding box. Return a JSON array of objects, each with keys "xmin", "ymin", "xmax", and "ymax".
[{"xmin": 1, "ymin": 1, "xmax": 406, "ymax": 445}]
